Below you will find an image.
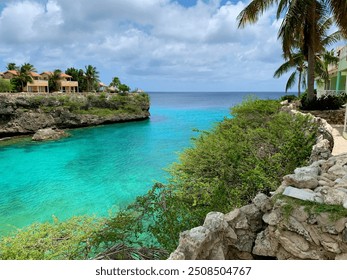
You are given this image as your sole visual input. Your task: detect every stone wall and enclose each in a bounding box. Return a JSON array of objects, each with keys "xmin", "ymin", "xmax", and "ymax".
[
  {"xmin": 169, "ymin": 109, "xmax": 347, "ymax": 260},
  {"xmin": 302, "ymin": 109, "xmax": 345, "ymax": 125}
]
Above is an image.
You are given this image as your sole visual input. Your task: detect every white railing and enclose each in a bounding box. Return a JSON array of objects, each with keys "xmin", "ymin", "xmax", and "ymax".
[{"xmin": 317, "ymin": 89, "xmax": 346, "ymax": 98}]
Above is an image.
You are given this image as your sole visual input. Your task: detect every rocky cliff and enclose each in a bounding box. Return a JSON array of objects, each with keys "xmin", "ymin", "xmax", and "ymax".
[
  {"xmin": 169, "ymin": 107, "xmax": 347, "ymax": 260},
  {"xmin": 0, "ymin": 92, "xmax": 150, "ymax": 138}
]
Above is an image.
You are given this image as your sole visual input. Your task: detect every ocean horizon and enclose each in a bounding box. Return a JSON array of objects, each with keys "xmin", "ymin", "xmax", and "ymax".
[{"xmin": 0, "ymin": 91, "xmax": 285, "ymax": 236}]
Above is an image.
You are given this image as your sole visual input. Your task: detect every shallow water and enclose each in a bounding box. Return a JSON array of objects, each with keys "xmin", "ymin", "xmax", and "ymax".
[{"xmin": 0, "ymin": 92, "xmax": 283, "ymax": 235}]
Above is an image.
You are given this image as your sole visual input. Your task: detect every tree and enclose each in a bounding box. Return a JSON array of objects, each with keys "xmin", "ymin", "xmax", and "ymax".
[
  {"xmin": 0, "ymin": 78, "xmax": 13, "ymax": 92},
  {"xmin": 6, "ymin": 63, "xmax": 18, "ymax": 71},
  {"xmin": 11, "ymin": 63, "xmax": 36, "ymax": 92},
  {"xmin": 84, "ymin": 65, "xmax": 99, "ymax": 92},
  {"xmin": 274, "ymin": 16, "xmax": 341, "ymax": 97},
  {"xmin": 66, "ymin": 67, "xmax": 87, "ymax": 92},
  {"xmin": 315, "ymin": 49, "xmax": 339, "ymax": 90},
  {"xmin": 49, "ymin": 69, "xmax": 62, "ymax": 92},
  {"xmin": 110, "ymin": 77, "xmax": 121, "ymax": 88},
  {"xmin": 274, "ymin": 51, "xmax": 307, "ymax": 97},
  {"xmin": 238, "ymin": 0, "xmax": 347, "ymax": 102},
  {"xmin": 109, "ymin": 76, "xmax": 130, "ymax": 93}
]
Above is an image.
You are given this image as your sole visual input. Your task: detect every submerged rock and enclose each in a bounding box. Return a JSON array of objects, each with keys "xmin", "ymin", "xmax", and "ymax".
[{"xmin": 32, "ymin": 128, "xmax": 69, "ymax": 141}]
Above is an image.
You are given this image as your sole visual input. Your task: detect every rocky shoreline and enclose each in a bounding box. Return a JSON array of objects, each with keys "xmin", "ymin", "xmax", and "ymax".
[{"xmin": 0, "ymin": 92, "xmax": 150, "ymax": 139}]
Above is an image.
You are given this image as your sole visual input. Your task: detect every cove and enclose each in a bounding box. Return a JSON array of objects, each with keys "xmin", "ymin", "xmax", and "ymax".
[{"xmin": 0, "ymin": 92, "xmax": 283, "ymax": 236}]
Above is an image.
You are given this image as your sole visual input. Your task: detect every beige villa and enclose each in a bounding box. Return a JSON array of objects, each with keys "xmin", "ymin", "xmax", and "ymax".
[
  {"xmin": 2, "ymin": 70, "xmax": 79, "ymax": 93},
  {"xmin": 3, "ymin": 70, "xmax": 49, "ymax": 93},
  {"xmin": 41, "ymin": 72, "xmax": 79, "ymax": 93}
]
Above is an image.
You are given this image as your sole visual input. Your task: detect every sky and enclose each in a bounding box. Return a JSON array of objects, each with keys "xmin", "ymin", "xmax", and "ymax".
[{"xmin": 0, "ymin": 0, "xmax": 338, "ymax": 92}]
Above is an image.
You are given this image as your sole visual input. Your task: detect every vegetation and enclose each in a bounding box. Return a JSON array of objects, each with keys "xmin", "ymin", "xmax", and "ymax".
[
  {"xmin": 0, "ymin": 78, "xmax": 12, "ymax": 92},
  {"xmin": 300, "ymin": 91, "xmax": 347, "ymax": 110},
  {"xmin": 2, "ymin": 63, "xmax": 131, "ymax": 94},
  {"xmin": 277, "ymin": 195, "xmax": 347, "ymax": 222},
  {"xmin": 0, "ymin": 98, "xmax": 319, "ymax": 259}
]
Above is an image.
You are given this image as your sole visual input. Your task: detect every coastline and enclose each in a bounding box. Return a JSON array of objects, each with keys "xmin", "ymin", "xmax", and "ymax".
[{"xmin": 0, "ymin": 92, "xmax": 150, "ymax": 139}]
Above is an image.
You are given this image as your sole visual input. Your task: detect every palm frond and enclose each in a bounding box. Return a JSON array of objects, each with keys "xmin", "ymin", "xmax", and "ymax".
[
  {"xmin": 285, "ymin": 71, "xmax": 297, "ymax": 92},
  {"xmin": 237, "ymin": 0, "xmax": 276, "ymax": 28}
]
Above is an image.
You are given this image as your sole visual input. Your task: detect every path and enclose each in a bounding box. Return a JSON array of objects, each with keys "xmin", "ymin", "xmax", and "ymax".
[{"xmin": 331, "ymin": 125, "xmax": 347, "ymax": 155}]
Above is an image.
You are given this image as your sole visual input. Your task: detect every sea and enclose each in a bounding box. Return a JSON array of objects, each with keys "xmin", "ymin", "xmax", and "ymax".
[{"xmin": 0, "ymin": 91, "xmax": 284, "ymax": 236}]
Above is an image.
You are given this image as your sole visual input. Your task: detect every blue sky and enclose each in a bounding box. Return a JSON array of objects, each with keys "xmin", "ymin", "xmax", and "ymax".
[{"xmin": 0, "ymin": 0, "xmax": 337, "ymax": 92}]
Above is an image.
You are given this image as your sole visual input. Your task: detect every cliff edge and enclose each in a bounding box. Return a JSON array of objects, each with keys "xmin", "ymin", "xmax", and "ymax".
[{"xmin": 0, "ymin": 92, "xmax": 150, "ymax": 138}]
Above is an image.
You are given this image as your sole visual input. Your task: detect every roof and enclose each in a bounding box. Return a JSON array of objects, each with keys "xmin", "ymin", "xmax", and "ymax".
[
  {"xmin": 60, "ymin": 73, "xmax": 72, "ymax": 78},
  {"xmin": 4, "ymin": 70, "xmax": 19, "ymax": 76},
  {"xmin": 30, "ymin": 72, "xmax": 41, "ymax": 77}
]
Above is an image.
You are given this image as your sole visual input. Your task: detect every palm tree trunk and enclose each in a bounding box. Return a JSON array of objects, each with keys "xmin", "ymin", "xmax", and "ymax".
[
  {"xmin": 306, "ymin": 0, "xmax": 316, "ymax": 102},
  {"xmin": 298, "ymin": 71, "xmax": 302, "ymax": 97},
  {"xmin": 307, "ymin": 45, "xmax": 315, "ymax": 101}
]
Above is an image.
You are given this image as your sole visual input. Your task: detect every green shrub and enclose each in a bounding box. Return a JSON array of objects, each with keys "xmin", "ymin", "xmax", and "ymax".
[
  {"xmin": 300, "ymin": 91, "xmax": 347, "ymax": 110},
  {"xmin": 127, "ymin": 98, "xmax": 318, "ymax": 252},
  {"xmin": 280, "ymin": 94, "xmax": 298, "ymax": 102},
  {"xmin": 0, "ymin": 216, "xmax": 103, "ymax": 260},
  {"xmin": 0, "ymin": 78, "xmax": 13, "ymax": 92}
]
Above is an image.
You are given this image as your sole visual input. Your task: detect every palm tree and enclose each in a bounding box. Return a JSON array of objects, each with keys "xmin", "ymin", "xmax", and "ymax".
[
  {"xmin": 315, "ymin": 49, "xmax": 339, "ymax": 90},
  {"xmin": 6, "ymin": 63, "xmax": 18, "ymax": 71},
  {"xmin": 49, "ymin": 69, "xmax": 62, "ymax": 92},
  {"xmin": 12, "ymin": 63, "xmax": 36, "ymax": 92},
  {"xmin": 84, "ymin": 65, "xmax": 100, "ymax": 92},
  {"xmin": 274, "ymin": 51, "xmax": 307, "ymax": 97},
  {"xmin": 274, "ymin": 16, "xmax": 341, "ymax": 97},
  {"xmin": 238, "ymin": 0, "xmax": 347, "ymax": 102}
]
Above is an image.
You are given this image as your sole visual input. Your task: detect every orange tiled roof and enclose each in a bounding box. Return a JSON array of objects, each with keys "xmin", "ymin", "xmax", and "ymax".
[
  {"xmin": 5, "ymin": 70, "xmax": 19, "ymax": 76},
  {"xmin": 30, "ymin": 72, "xmax": 41, "ymax": 77},
  {"xmin": 60, "ymin": 73, "xmax": 72, "ymax": 78}
]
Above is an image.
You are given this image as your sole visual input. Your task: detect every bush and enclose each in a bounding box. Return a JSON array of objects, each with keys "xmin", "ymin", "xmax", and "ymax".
[
  {"xmin": 0, "ymin": 78, "xmax": 13, "ymax": 92},
  {"xmin": 0, "ymin": 216, "xmax": 103, "ymax": 260},
  {"xmin": 300, "ymin": 91, "xmax": 347, "ymax": 110},
  {"xmin": 127, "ymin": 98, "xmax": 318, "ymax": 252},
  {"xmin": 280, "ymin": 94, "xmax": 298, "ymax": 102}
]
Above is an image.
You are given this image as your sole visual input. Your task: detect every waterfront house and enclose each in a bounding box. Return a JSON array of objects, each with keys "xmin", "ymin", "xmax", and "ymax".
[
  {"xmin": 317, "ymin": 46, "xmax": 347, "ymax": 98},
  {"xmin": 41, "ymin": 72, "xmax": 79, "ymax": 93},
  {"xmin": 3, "ymin": 70, "xmax": 49, "ymax": 93}
]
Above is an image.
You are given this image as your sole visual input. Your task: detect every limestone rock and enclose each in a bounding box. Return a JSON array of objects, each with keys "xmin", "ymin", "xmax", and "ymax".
[
  {"xmin": 283, "ymin": 174, "xmax": 319, "ymax": 189},
  {"xmin": 283, "ymin": 186, "xmax": 323, "ymax": 203},
  {"xmin": 253, "ymin": 228, "xmax": 278, "ymax": 257},
  {"xmin": 252, "ymin": 193, "xmax": 272, "ymax": 212},
  {"xmin": 32, "ymin": 128, "xmax": 69, "ymax": 141}
]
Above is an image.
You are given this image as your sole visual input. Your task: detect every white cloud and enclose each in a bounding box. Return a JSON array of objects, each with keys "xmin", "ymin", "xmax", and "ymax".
[{"xmin": 0, "ymin": 0, "xmax": 290, "ymax": 91}]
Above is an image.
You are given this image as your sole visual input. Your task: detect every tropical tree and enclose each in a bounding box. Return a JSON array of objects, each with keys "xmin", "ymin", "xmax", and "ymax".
[
  {"xmin": 110, "ymin": 77, "xmax": 121, "ymax": 88},
  {"xmin": 274, "ymin": 16, "xmax": 341, "ymax": 97},
  {"xmin": 6, "ymin": 63, "xmax": 18, "ymax": 71},
  {"xmin": 11, "ymin": 63, "xmax": 36, "ymax": 92},
  {"xmin": 315, "ymin": 49, "xmax": 339, "ymax": 90},
  {"xmin": 65, "ymin": 67, "xmax": 87, "ymax": 92},
  {"xmin": 109, "ymin": 76, "xmax": 131, "ymax": 93},
  {"xmin": 238, "ymin": 0, "xmax": 347, "ymax": 102},
  {"xmin": 84, "ymin": 65, "xmax": 99, "ymax": 92},
  {"xmin": 274, "ymin": 51, "xmax": 307, "ymax": 96},
  {"xmin": 48, "ymin": 69, "xmax": 62, "ymax": 92}
]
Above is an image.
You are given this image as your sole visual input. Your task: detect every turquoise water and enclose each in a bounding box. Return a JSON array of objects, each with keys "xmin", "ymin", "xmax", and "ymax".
[{"xmin": 0, "ymin": 92, "xmax": 283, "ymax": 235}]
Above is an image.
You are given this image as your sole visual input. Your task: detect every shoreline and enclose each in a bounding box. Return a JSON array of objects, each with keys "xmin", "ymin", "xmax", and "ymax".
[{"xmin": 0, "ymin": 92, "xmax": 151, "ymax": 139}]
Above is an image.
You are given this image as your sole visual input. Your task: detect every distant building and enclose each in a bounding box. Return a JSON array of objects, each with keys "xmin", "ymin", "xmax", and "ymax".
[
  {"xmin": 3, "ymin": 70, "xmax": 49, "ymax": 93},
  {"xmin": 41, "ymin": 72, "xmax": 79, "ymax": 93},
  {"xmin": 317, "ymin": 46, "xmax": 347, "ymax": 98}
]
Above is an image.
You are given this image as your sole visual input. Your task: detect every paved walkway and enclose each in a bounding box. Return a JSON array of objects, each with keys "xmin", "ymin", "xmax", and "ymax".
[{"xmin": 332, "ymin": 125, "xmax": 347, "ymax": 155}]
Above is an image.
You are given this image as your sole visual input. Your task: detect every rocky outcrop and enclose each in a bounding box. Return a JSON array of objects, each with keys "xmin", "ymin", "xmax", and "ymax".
[
  {"xmin": 169, "ymin": 107, "xmax": 347, "ymax": 260},
  {"xmin": 0, "ymin": 92, "xmax": 150, "ymax": 138},
  {"xmin": 32, "ymin": 128, "xmax": 69, "ymax": 141}
]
